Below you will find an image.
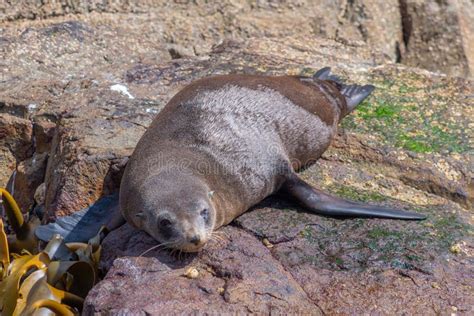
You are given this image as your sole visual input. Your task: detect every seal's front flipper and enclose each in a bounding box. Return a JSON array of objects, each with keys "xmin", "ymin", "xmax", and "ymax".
[
  {"xmin": 35, "ymin": 193, "xmax": 125, "ymax": 243},
  {"xmin": 281, "ymin": 175, "xmax": 426, "ymax": 220}
]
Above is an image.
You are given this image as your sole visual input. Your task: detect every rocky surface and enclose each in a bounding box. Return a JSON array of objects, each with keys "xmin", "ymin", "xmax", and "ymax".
[
  {"xmin": 0, "ymin": 114, "xmax": 33, "ymax": 195},
  {"xmin": 1, "ymin": 5, "xmax": 473, "ymax": 315},
  {"xmin": 85, "ymin": 225, "xmax": 319, "ymax": 315},
  {"xmin": 400, "ymin": 0, "xmax": 474, "ymax": 78},
  {"xmin": 1, "ymin": 1, "xmax": 473, "ymax": 78}
]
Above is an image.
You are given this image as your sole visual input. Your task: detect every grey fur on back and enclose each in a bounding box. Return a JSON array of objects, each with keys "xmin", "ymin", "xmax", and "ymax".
[{"xmin": 185, "ymin": 85, "xmax": 332, "ymax": 198}]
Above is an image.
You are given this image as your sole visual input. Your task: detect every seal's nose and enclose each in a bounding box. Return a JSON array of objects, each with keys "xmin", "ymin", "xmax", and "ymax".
[{"xmin": 189, "ymin": 236, "xmax": 201, "ymax": 246}]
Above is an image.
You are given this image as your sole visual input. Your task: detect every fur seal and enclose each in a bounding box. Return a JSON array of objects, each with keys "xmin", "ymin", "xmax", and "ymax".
[{"xmin": 117, "ymin": 67, "xmax": 426, "ymax": 252}]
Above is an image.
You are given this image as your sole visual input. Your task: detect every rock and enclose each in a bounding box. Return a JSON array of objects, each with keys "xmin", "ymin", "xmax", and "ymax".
[
  {"xmin": 399, "ymin": 0, "xmax": 474, "ymax": 78},
  {"xmin": 329, "ymin": 132, "xmax": 473, "ymax": 209},
  {"xmin": 42, "ymin": 107, "xmax": 149, "ymax": 219},
  {"xmin": 0, "ymin": 114, "xmax": 32, "ymax": 160},
  {"xmin": 275, "ymin": 261, "xmax": 473, "ymax": 314},
  {"xmin": 84, "ymin": 225, "xmax": 319, "ymax": 315},
  {"xmin": 0, "ymin": 114, "xmax": 33, "ymax": 187},
  {"xmin": 0, "ymin": 1, "xmax": 151, "ymax": 21},
  {"xmin": 457, "ymin": 0, "xmax": 474, "ymax": 77},
  {"xmin": 167, "ymin": 44, "xmax": 196, "ymax": 59},
  {"xmin": 32, "ymin": 116, "xmax": 56, "ymax": 154},
  {"xmin": 11, "ymin": 152, "xmax": 48, "ymax": 213},
  {"xmin": 2, "ymin": 1, "xmax": 472, "ymax": 77},
  {"xmin": 0, "ymin": 149, "xmax": 15, "ymax": 191},
  {"xmin": 34, "ymin": 183, "xmax": 46, "ymax": 206}
]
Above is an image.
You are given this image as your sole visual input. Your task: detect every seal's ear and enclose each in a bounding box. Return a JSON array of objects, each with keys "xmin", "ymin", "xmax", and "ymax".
[
  {"xmin": 133, "ymin": 212, "xmax": 146, "ymax": 227},
  {"xmin": 208, "ymin": 191, "xmax": 215, "ymax": 199}
]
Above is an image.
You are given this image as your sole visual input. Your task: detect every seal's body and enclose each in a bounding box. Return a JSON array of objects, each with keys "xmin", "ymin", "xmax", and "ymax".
[{"xmin": 120, "ymin": 68, "xmax": 425, "ymax": 252}]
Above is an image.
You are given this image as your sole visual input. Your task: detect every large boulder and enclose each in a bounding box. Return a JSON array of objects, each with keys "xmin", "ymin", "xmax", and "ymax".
[
  {"xmin": 84, "ymin": 225, "xmax": 319, "ymax": 315},
  {"xmin": 0, "ymin": 0, "xmax": 153, "ymax": 20}
]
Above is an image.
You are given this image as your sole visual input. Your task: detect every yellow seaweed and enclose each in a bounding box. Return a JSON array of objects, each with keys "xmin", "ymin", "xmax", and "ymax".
[
  {"xmin": 0, "ymin": 189, "xmax": 24, "ymax": 236},
  {"xmin": 13, "ymin": 269, "xmax": 81, "ymax": 315},
  {"xmin": 0, "ymin": 253, "xmax": 50, "ymax": 315},
  {"xmin": 0, "ymin": 219, "xmax": 9, "ymax": 280},
  {"xmin": 0, "ymin": 190, "xmax": 102, "ymax": 315},
  {"xmin": 1, "ymin": 188, "xmax": 39, "ymax": 254}
]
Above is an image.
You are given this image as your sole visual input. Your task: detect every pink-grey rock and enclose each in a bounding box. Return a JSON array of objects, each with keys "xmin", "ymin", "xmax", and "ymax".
[
  {"xmin": 11, "ymin": 152, "xmax": 48, "ymax": 213},
  {"xmin": 2, "ymin": 1, "xmax": 472, "ymax": 77},
  {"xmin": 84, "ymin": 225, "xmax": 320, "ymax": 315},
  {"xmin": 399, "ymin": 0, "xmax": 474, "ymax": 78},
  {"xmin": 0, "ymin": 113, "xmax": 33, "ymax": 187}
]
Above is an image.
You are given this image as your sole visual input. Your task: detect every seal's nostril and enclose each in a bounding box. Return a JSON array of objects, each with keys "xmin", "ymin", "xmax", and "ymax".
[{"xmin": 190, "ymin": 236, "xmax": 200, "ymax": 245}]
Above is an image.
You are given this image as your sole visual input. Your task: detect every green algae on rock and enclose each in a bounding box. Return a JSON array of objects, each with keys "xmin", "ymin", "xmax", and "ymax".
[{"xmin": 341, "ymin": 70, "xmax": 472, "ymax": 154}]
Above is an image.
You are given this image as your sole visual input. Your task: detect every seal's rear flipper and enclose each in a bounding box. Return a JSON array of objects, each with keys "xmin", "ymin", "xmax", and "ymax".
[
  {"xmin": 35, "ymin": 193, "xmax": 125, "ymax": 243},
  {"xmin": 313, "ymin": 67, "xmax": 332, "ymax": 80},
  {"xmin": 341, "ymin": 84, "xmax": 375, "ymax": 112},
  {"xmin": 313, "ymin": 67, "xmax": 375, "ymax": 112},
  {"xmin": 281, "ymin": 175, "xmax": 426, "ymax": 220},
  {"xmin": 313, "ymin": 67, "xmax": 341, "ymax": 83}
]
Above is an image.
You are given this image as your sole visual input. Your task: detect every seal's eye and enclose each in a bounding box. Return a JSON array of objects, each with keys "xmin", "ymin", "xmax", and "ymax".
[
  {"xmin": 159, "ymin": 218, "xmax": 172, "ymax": 227},
  {"xmin": 200, "ymin": 208, "xmax": 209, "ymax": 220}
]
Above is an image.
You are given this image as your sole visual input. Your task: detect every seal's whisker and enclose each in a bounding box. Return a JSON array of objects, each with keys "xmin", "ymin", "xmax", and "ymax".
[
  {"xmin": 170, "ymin": 248, "xmax": 178, "ymax": 258},
  {"xmin": 208, "ymin": 235, "xmax": 219, "ymax": 245},
  {"xmin": 138, "ymin": 241, "xmax": 178, "ymax": 257},
  {"xmin": 168, "ymin": 246, "xmax": 185, "ymax": 260},
  {"xmin": 212, "ymin": 230, "xmax": 225, "ymax": 237},
  {"xmin": 209, "ymin": 234, "xmax": 225, "ymax": 246},
  {"xmin": 216, "ymin": 234, "xmax": 226, "ymax": 242},
  {"xmin": 212, "ymin": 236, "xmax": 224, "ymax": 245},
  {"xmin": 211, "ymin": 232, "xmax": 226, "ymax": 243},
  {"xmin": 138, "ymin": 244, "xmax": 162, "ymax": 258},
  {"xmin": 214, "ymin": 230, "xmax": 229, "ymax": 238},
  {"xmin": 212, "ymin": 234, "xmax": 228, "ymax": 243}
]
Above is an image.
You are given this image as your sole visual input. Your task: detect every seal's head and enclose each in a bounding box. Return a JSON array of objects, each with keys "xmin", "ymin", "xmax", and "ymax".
[{"xmin": 120, "ymin": 169, "xmax": 216, "ymax": 252}]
